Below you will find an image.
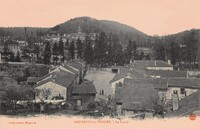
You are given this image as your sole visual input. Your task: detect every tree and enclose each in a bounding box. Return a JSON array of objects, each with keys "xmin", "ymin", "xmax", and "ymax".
[
  {"xmin": 84, "ymin": 36, "xmax": 94, "ymax": 65},
  {"xmin": 58, "ymin": 38, "xmax": 64, "ymax": 62},
  {"xmin": 107, "ymin": 33, "xmax": 125, "ymax": 65},
  {"xmin": 184, "ymin": 30, "xmax": 199, "ymax": 69},
  {"xmin": 76, "ymin": 38, "xmax": 83, "ymax": 59},
  {"xmin": 65, "ymin": 39, "xmax": 69, "ymax": 47},
  {"xmin": 153, "ymin": 38, "xmax": 167, "ymax": 61},
  {"xmin": 52, "ymin": 43, "xmax": 58, "ymax": 64},
  {"xmin": 3, "ymin": 42, "xmax": 9, "ymax": 54},
  {"xmin": 125, "ymin": 40, "xmax": 137, "ymax": 63},
  {"xmin": 167, "ymin": 37, "xmax": 180, "ymax": 65},
  {"xmin": 94, "ymin": 32, "xmax": 108, "ymax": 67},
  {"xmin": 15, "ymin": 51, "xmax": 21, "ymax": 62},
  {"xmin": 9, "ymin": 52, "xmax": 15, "ymax": 62},
  {"xmin": 43, "ymin": 41, "xmax": 51, "ymax": 64},
  {"xmin": 0, "ymin": 78, "xmax": 34, "ymax": 110},
  {"xmin": 34, "ymin": 88, "xmax": 51, "ymax": 102},
  {"xmin": 69, "ymin": 41, "xmax": 75, "ymax": 60}
]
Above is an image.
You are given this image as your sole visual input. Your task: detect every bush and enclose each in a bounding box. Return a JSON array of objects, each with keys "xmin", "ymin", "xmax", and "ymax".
[{"xmin": 87, "ymin": 103, "xmax": 96, "ymax": 111}]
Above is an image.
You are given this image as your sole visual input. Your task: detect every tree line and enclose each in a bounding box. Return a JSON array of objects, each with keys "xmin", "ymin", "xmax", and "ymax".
[
  {"xmin": 153, "ymin": 29, "xmax": 200, "ymax": 70},
  {"xmin": 43, "ymin": 31, "xmax": 146, "ymax": 67}
]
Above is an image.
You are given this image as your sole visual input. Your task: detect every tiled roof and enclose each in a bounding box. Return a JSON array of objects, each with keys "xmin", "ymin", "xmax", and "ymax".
[
  {"xmin": 74, "ymin": 59, "xmax": 86, "ymax": 66},
  {"xmin": 134, "ymin": 60, "xmax": 173, "ymax": 69},
  {"xmin": 152, "ymin": 78, "xmax": 168, "ymax": 90},
  {"xmin": 72, "ymin": 81, "xmax": 96, "ymax": 94},
  {"xmin": 66, "ymin": 61, "xmax": 83, "ymax": 70},
  {"xmin": 63, "ymin": 64, "xmax": 80, "ymax": 74},
  {"xmin": 168, "ymin": 78, "xmax": 200, "ymax": 89},
  {"xmin": 35, "ymin": 71, "xmax": 75, "ymax": 88},
  {"xmin": 109, "ymin": 68, "xmax": 145, "ymax": 83},
  {"xmin": 165, "ymin": 90, "xmax": 200, "ymax": 117},
  {"xmin": 115, "ymin": 83, "xmax": 159, "ymax": 111},
  {"xmin": 145, "ymin": 70, "xmax": 188, "ymax": 78},
  {"xmin": 123, "ymin": 78, "xmax": 168, "ymax": 90}
]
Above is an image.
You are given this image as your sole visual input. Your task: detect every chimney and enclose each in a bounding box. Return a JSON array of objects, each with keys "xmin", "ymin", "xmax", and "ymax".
[
  {"xmin": 168, "ymin": 59, "xmax": 171, "ymax": 65},
  {"xmin": 172, "ymin": 93, "xmax": 179, "ymax": 111},
  {"xmin": 117, "ymin": 69, "xmax": 120, "ymax": 74},
  {"xmin": 187, "ymin": 71, "xmax": 189, "ymax": 78}
]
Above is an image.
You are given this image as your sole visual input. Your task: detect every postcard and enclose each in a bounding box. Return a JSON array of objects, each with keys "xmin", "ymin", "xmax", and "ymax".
[{"xmin": 0, "ymin": 0, "xmax": 200, "ymax": 129}]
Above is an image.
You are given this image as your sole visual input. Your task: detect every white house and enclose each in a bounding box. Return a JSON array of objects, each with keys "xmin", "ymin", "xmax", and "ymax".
[
  {"xmin": 109, "ymin": 68, "xmax": 145, "ymax": 98},
  {"xmin": 165, "ymin": 78, "xmax": 200, "ymax": 101},
  {"xmin": 34, "ymin": 71, "xmax": 75, "ymax": 102},
  {"xmin": 134, "ymin": 60, "xmax": 173, "ymax": 70}
]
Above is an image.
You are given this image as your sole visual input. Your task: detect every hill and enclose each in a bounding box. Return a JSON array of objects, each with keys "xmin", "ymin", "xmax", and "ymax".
[
  {"xmin": 51, "ymin": 17, "xmax": 151, "ymax": 46},
  {"xmin": 164, "ymin": 29, "xmax": 200, "ymax": 44}
]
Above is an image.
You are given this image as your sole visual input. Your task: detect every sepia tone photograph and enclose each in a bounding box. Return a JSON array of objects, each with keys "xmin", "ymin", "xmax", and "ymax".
[{"xmin": 0, "ymin": 0, "xmax": 200, "ymax": 129}]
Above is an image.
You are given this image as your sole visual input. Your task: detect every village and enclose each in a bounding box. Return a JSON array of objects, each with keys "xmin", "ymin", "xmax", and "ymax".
[{"xmin": 0, "ymin": 25, "xmax": 200, "ymax": 119}]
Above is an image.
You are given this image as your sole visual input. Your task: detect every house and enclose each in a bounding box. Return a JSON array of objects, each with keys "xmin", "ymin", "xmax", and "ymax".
[
  {"xmin": 110, "ymin": 65, "xmax": 126, "ymax": 73},
  {"xmin": 49, "ymin": 62, "xmax": 83, "ymax": 84},
  {"xmin": 34, "ymin": 71, "xmax": 75, "ymax": 102},
  {"xmin": 123, "ymin": 77, "xmax": 200, "ymax": 105},
  {"xmin": 115, "ymin": 83, "xmax": 159, "ymax": 118},
  {"xmin": 65, "ymin": 61, "xmax": 85, "ymax": 83},
  {"xmin": 123, "ymin": 78, "xmax": 168, "ymax": 103},
  {"xmin": 74, "ymin": 59, "xmax": 86, "ymax": 77},
  {"xmin": 145, "ymin": 70, "xmax": 188, "ymax": 78},
  {"xmin": 166, "ymin": 78, "xmax": 200, "ymax": 101},
  {"xmin": 70, "ymin": 81, "xmax": 97, "ymax": 110},
  {"xmin": 17, "ymin": 40, "xmax": 27, "ymax": 47},
  {"xmin": 134, "ymin": 60, "xmax": 173, "ymax": 70},
  {"xmin": 165, "ymin": 90, "xmax": 200, "ymax": 117},
  {"xmin": 0, "ymin": 40, "xmax": 20, "ymax": 55},
  {"xmin": 109, "ymin": 68, "xmax": 145, "ymax": 97}
]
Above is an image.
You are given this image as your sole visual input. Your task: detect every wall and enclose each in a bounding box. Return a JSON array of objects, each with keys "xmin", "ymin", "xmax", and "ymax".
[
  {"xmin": 166, "ymin": 87, "xmax": 198, "ymax": 101},
  {"xmin": 147, "ymin": 67, "xmax": 173, "ymax": 70},
  {"xmin": 110, "ymin": 76, "xmax": 131, "ymax": 97},
  {"xmin": 35, "ymin": 81, "xmax": 67, "ymax": 101}
]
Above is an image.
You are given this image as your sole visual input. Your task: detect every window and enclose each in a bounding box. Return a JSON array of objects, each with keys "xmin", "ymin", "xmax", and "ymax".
[
  {"xmin": 173, "ymin": 90, "xmax": 178, "ymax": 94},
  {"xmin": 180, "ymin": 88, "xmax": 185, "ymax": 94}
]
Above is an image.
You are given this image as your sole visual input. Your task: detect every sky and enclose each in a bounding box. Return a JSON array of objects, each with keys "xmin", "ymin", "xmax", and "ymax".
[{"xmin": 0, "ymin": 0, "xmax": 199, "ymax": 35}]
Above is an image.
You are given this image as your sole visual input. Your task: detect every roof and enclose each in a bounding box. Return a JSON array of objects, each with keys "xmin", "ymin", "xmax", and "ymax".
[
  {"xmin": 74, "ymin": 59, "xmax": 86, "ymax": 66},
  {"xmin": 66, "ymin": 61, "xmax": 83, "ymax": 70},
  {"xmin": 35, "ymin": 71, "xmax": 75, "ymax": 88},
  {"xmin": 109, "ymin": 68, "xmax": 145, "ymax": 83},
  {"xmin": 72, "ymin": 81, "xmax": 96, "ymax": 94},
  {"xmin": 123, "ymin": 78, "xmax": 168, "ymax": 90},
  {"xmin": 168, "ymin": 78, "xmax": 200, "ymax": 89},
  {"xmin": 111, "ymin": 65, "xmax": 126, "ymax": 70},
  {"xmin": 115, "ymin": 83, "xmax": 159, "ymax": 111},
  {"xmin": 63, "ymin": 64, "xmax": 80, "ymax": 74},
  {"xmin": 165, "ymin": 90, "xmax": 200, "ymax": 117},
  {"xmin": 145, "ymin": 70, "xmax": 188, "ymax": 78},
  {"xmin": 134, "ymin": 60, "xmax": 173, "ymax": 69},
  {"xmin": 152, "ymin": 78, "xmax": 168, "ymax": 90}
]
